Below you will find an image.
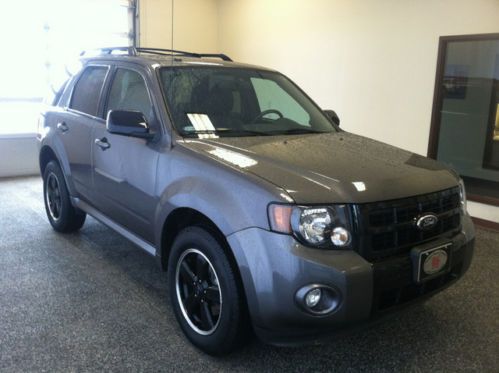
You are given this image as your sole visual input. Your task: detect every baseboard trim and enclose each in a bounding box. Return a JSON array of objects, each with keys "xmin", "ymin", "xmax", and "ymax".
[{"xmin": 471, "ymin": 217, "xmax": 499, "ymax": 232}]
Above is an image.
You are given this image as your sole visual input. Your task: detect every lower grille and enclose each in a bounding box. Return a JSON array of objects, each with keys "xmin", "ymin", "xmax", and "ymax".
[
  {"xmin": 371, "ymin": 246, "xmax": 465, "ymax": 313},
  {"xmin": 354, "ymin": 187, "xmax": 462, "ymax": 261}
]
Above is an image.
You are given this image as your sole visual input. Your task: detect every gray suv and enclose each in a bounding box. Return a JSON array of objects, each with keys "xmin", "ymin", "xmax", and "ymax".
[{"xmin": 37, "ymin": 47, "xmax": 475, "ymax": 355}]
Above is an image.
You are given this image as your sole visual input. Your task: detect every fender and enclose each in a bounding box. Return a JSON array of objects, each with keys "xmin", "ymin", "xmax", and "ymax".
[
  {"xmin": 39, "ymin": 131, "xmax": 78, "ymax": 198},
  {"xmin": 152, "ymin": 144, "xmax": 292, "ymax": 251},
  {"xmin": 153, "ymin": 175, "xmax": 267, "ymax": 249}
]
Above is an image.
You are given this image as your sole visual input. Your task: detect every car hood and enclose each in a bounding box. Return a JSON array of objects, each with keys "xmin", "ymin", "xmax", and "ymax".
[{"xmin": 179, "ymin": 132, "xmax": 459, "ymax": 204}]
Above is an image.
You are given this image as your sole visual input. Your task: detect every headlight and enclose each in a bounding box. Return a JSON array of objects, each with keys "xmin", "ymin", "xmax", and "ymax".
[
  {"xmin": 459, "ymin": 179, "xmax": 467, "ymax": 213},
  {"xmin": 295, "ymin": 207, "xmax": 333, "ymax": 244},
  {"xmin": 268, "ymin": 204, "xmax": 351, "ymax": 248}
]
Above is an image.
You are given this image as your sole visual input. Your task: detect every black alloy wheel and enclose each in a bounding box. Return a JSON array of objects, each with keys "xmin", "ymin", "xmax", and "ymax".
[
  {"xmin": 168, "ymin": 226, "xmax": 249, "ymax": 355},
  {"xmin": 42, "ymin": 160, "xmax": 86, "ymax": 233},
  {"xmin": 175, "ymin": 248, "xmax": 222, "ymax": 335},
  {"xmin": 45, "ymin": 172, "xmax": 62, "ymax": 221}
]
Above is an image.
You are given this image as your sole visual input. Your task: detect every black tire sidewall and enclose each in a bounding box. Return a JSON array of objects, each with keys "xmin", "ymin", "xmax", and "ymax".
[
  {"xmin": 43, "ymin": 161, "xmax": 81, "ymax": 232},
  {"xmin": 168, "ymin": 226, "xmax": 245, "ymax": 355}
]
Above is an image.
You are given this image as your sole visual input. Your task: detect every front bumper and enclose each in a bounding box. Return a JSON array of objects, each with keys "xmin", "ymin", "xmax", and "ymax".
[{"xmin": 226, "ymin": 214, "xmax": 475, "ymax": 345}]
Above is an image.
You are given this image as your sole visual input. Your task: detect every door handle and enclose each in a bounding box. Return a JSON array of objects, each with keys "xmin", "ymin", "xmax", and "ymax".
[
  {"xmin": 57, "ymin": 122, "xmax": 68, "ymax": 133},
  {"xmin": 95, "ymin": 137, "xmax": 111, "ymax": 150}
]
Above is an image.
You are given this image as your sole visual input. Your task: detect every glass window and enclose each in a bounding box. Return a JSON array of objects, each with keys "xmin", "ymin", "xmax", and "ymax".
[
  {"xmin": 106, "ymin": 69, "xmax": 152, "ymax": 122},
  {"xmin": 160, "ymin": 67, "xmax": 335, "ymax": 137},
  {"xmin": 431, "ymin": 36, "xmax": 499, "ymax": 202},
  {"xmin": 70, "ymin": 66, "xmax": 108, "ymax": 116},
  {"xmin": 251, "ymin": 77, "xmax": 310, "ymax": 125}
]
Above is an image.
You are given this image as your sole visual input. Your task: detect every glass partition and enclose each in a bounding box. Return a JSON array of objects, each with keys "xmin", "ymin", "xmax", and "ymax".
[{"xmin": 429, "ymin": 34, "xmax": 499, "ymax": 204}]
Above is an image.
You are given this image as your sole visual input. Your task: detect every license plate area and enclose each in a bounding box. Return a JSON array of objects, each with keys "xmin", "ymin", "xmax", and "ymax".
[{"xmin": 411, "ymin": 243, "xmax": 452, "ymax": 283}]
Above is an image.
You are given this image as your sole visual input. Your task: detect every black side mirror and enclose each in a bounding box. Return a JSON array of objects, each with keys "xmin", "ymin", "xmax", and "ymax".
[
  {"xmin": 106, "ymin": 110, "xmax": 154, "ymax": 139},
  {"xmin": 324, "ymin": 109, "xmax": 340, "ymax": 126}
]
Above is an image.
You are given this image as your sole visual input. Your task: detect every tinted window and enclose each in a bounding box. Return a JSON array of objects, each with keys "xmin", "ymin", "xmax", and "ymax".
[
  {"xmin": 160, "ymin": 67, "xmax": 335, "ymax": 137},
  {"xmin": 106, "ymin": 69, "xmax": 152, "ymax": 121},
  {"xmin": 70, "ymin": 66, "xmax": 108, "ymax": 116}
]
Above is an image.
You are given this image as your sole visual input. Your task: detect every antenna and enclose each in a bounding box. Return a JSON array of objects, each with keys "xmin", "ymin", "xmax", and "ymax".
[{"xmin": 171, "ymin": 0, "xmax": 174, "ymax": 63}]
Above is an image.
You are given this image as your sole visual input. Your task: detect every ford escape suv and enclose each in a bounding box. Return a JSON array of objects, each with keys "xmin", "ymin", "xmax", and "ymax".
[{"xmin": 37, "ymin": 47, "xmax": 475, "ymax": 355}]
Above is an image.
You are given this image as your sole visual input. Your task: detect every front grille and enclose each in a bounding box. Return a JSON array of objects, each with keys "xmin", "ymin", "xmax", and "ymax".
[
  {"xmin": 354, "ymin": 187, "xmax": 461, "ymax": 261},
  {"xmin": 371, "ymin": 246, "xmax": 465, "ymax": 313}
]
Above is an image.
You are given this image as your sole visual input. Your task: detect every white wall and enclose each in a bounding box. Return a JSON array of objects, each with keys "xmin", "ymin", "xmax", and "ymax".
[
  {"xmin": 139, "ymin": 0, "xmax": 219, "ymax": 52},
  {"xmin": 0, "ymin": 136, "xmax": 39, "ymax": 178},
  {"xmin": 468, "ymin": 201, "xmax": 499, "ymax": 224}
]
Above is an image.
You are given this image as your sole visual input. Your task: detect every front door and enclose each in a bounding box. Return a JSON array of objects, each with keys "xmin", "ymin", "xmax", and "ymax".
[{"xmin": 91, "ymin": 67, "xmax": 160, "ymax": 242}]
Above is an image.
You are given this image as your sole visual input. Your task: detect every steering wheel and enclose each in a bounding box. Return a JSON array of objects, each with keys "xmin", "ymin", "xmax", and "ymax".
[{"xmin": 251, "ymin": 109, "xmax": 284, "ymax": 123}]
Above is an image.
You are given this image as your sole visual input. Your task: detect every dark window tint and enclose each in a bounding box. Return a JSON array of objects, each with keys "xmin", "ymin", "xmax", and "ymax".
[
  {"xmin": 70, "ymin": 66, "xmax": 108, "ymax": 116},
  {"xmin": 106, "ymin": 69, "xmax": 152, "ymax": 121}
]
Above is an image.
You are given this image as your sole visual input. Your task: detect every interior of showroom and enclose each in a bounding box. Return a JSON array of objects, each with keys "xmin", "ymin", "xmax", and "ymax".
[{"xmin": 0, "ymin": 0, "xmax": 498, "ymax": 371}]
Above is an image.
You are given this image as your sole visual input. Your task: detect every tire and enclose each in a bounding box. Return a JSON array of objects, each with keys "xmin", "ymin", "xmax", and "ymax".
[
  {"xmin": 43, "ymin": 160, "xmax": 86, "ymax": 233},
  {"xmin": 168, "ymin": 226, "xmax": 248, "ymax": 355}
]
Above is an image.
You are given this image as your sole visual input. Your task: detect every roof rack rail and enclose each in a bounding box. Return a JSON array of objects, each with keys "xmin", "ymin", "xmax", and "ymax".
[
  {"xmin": 80, "ymin": 46, "xmax": 232, "ymax": 61},
  {"xmin": 136, "ymin": 47, "xmax": 232, "ymax": 61},
  {"xmin": 80, "ymin": 47, "xmax": 137, "ymax": 57}
]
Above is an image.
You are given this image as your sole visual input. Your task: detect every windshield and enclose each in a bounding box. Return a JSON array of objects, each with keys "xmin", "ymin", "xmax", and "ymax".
[{"xmin": 159, "ymin": 67, "xmax": 336, "ymax": 137}]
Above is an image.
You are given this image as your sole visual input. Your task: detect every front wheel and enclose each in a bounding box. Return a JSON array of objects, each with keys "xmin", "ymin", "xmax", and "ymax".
[
  {"xmin": 43, "ymin": 160, "xmax": 86, "ymax": 233},
  {"xmin": 168, "ymin": 227, "xmax": 248, "ymax": 355}
]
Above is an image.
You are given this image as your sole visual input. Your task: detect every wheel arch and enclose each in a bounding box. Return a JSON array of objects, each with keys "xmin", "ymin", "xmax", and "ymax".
[
  {"xmin": 39, "ymin": 144, "xmax": 77, "ymax": 197},
  {"xmin": 159, "ymin": 206, "xmax": 251, "ymax": 332},
  {"xmin": 159, "ymin": 207, "xmax": 236, "ymax": 271},
  {"xmin": 39, "ymin": 145, "xmax": 59, "ymax": 175}
]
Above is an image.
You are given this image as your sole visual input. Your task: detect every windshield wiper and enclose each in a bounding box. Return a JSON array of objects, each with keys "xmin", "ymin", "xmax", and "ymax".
[
  {"xmin": 182, "ymin": 129, "xmax": 271, "ymax": 136},
  {"xmin": 230, "ymin": 129, "xmax": 272, "ymax": 136},
  {"xmin": 276, "ymin": 128, "xmax": 329, "ymax": 135}
]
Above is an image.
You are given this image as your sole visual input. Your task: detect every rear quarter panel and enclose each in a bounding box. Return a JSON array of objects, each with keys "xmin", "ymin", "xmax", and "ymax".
[{"xmin": 37, "ymin": 106, "xmax": 78, "ymax": 196}]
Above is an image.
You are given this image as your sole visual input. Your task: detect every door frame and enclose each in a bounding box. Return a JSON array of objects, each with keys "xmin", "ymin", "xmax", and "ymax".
[{"xmin": 427, "ymin": 32, "xmax": 499, "ymax": 207}]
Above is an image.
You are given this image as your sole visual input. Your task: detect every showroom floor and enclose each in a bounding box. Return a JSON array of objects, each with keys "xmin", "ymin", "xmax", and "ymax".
[{"xmin": 0, "ymin": 177, "xmax": 498, "ymax": 372}]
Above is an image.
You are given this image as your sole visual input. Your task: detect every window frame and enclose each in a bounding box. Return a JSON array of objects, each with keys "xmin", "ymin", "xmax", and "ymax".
[
  {"xmin": 102, "ymin": 65, "xmax": 155, "ymax": 123},
  {"xmin": 100, "ymin": 63, "xmax": 162, "ymax": 134},
  {"xmin": 67, "ymin": 64, "xmax": 111, "ymax": 120},
  {"xmin": 427, "ymin": 32, "xmax": 499, "ymax": 207}
]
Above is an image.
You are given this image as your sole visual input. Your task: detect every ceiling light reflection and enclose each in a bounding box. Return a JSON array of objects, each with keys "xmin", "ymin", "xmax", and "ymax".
[
  {"xmin": 352, "ymin": 181, "xmax": 366, "ymax": 192},
  {"xmin": 208, "ymin": 148, "xmax": 257, "ymax": 168}
]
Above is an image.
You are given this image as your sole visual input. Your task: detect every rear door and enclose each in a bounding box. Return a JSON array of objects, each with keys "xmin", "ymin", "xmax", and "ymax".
[
  {"xmin": 91, "ymin": 65, "xmax": 160, "ymax": 242},
  {"xmin": 57, "ymin": 65, "xmax": 109, "ymax": 201}
]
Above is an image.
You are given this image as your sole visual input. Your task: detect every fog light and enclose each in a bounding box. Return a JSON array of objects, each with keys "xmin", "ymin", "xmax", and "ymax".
[
  {"xmin": 331, "ymin": 227, "xmax": 351, "ymax": 247},
  {"xmin": 305, "ymin": 288, "xmax": 322, "ymax": 308},
  {"xmin": 296, "ymin": 284, "xmax": 342, "ymax": 315}
]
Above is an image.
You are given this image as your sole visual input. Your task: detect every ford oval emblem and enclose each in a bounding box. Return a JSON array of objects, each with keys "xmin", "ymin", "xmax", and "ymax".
[{"xmin": 416, "ymin": 214, "xmax": 439, "ymax": 230}]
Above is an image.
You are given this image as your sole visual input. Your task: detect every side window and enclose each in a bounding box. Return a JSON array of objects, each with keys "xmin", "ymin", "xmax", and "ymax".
[
  {"xmin": 70, "ymin": 66, "xmax": 108, "ymax": 116},
  {"xmin": 43, "ymin": 78, "xmax": 69, "ymax": 106},
  {"xmin": 106, "ymin": 69, "xmax": 152, "ymax": 122},
  {"xmin": 251, "ymin": 77, "xmax": 310, "ymax": 126}
]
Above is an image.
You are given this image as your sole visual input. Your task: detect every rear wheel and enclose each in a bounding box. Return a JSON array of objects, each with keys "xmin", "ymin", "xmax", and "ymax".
[
  {"xmin": 43, "ymin": 160, "xmax": 86, "ymax": 233},
  {"xmin": 168, "ymin": 226, "xmax": 248, "ymax": 355}
]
